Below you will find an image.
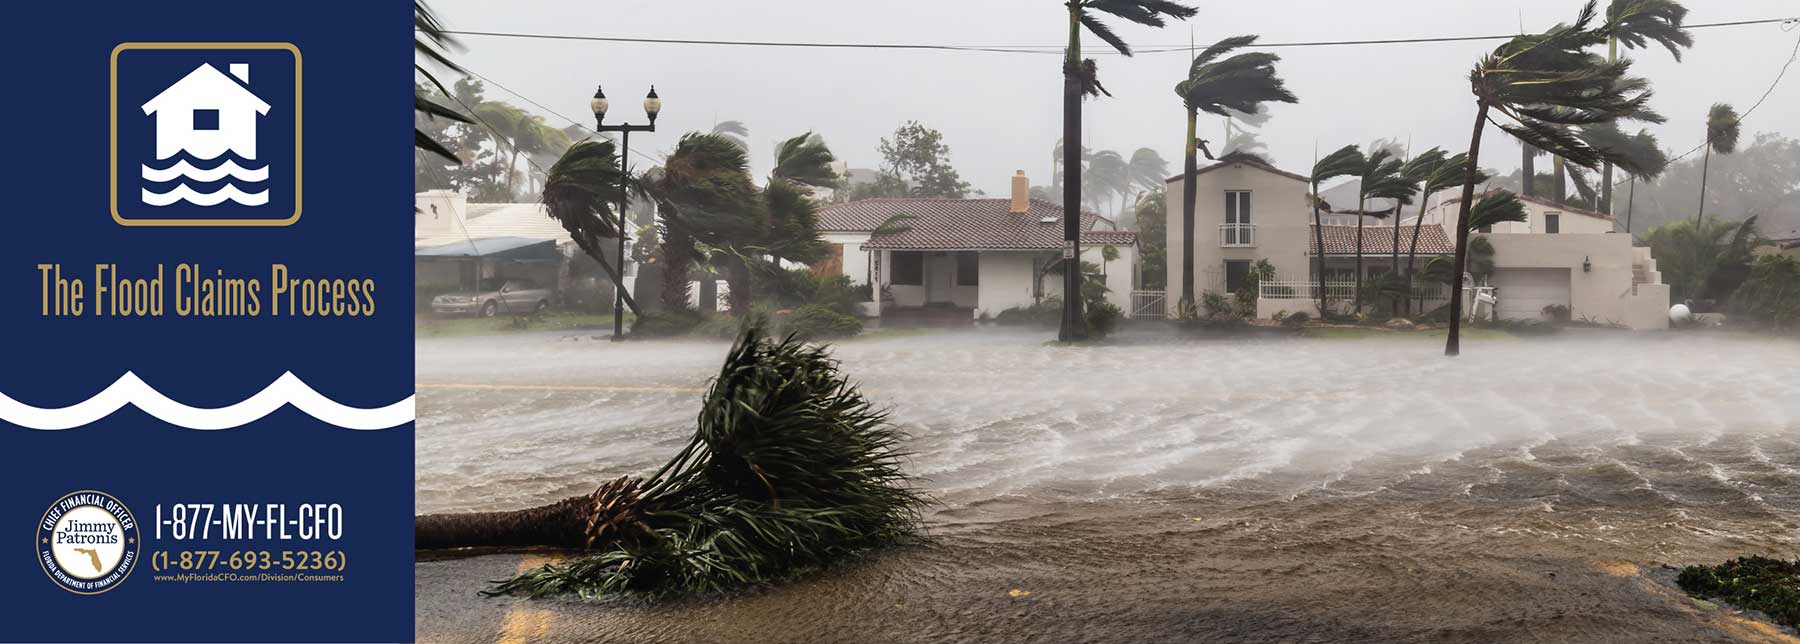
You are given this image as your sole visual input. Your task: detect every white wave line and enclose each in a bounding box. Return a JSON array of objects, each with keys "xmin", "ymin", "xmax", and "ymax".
[
  {"xmin": 141, "ymin": 160, "xmax": 269, "ymax": 183},
  {"xmin": 0, "ymin": 372, "xmax": 413, "ymax": 431},
  {"xmin": 141, "ymin": 184, "xmax": 269, "ymax": 206}
]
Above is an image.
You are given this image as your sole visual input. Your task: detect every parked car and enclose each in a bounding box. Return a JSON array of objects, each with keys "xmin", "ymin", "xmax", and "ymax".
[{"xmin": 431, "ymin": 279, "xmax": 552, "ymax": 317}]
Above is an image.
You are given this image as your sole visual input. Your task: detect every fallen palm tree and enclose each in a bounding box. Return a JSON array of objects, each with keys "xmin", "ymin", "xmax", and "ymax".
[{"xmin": 415, "ymin": 326, "xmax": 928, "ymax": 598}]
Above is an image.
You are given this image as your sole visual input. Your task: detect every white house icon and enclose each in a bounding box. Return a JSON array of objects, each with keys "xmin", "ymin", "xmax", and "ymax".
[{"xmin": 140, "ymin": 63, "xmax": 270, "ymax": 160}]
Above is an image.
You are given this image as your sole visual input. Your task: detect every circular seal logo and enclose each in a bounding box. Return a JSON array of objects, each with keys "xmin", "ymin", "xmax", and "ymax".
[{"xmin": 38, "ymin": 491, "xmax": 139, "ymax": 594}]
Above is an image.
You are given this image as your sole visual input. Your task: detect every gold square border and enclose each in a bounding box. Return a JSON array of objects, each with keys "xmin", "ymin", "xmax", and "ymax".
[{"xmin": 110, "ymin": 42, "xmax": 302, "ymax": 227}]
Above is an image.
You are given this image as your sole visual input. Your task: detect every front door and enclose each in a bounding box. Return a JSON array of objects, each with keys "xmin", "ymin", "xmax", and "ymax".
[{"xmin": 926, "ymin": 252, "xmax": 956, "ymax": 304}]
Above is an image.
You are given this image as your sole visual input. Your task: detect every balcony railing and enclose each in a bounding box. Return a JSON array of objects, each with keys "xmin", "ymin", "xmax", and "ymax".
[{"xmin": 1219, "ymin": 223, "xmax": 1255, "ymax": 247}]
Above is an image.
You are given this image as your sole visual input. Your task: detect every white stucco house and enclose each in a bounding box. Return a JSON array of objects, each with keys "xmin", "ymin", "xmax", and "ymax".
[
  {"xmin": 1165, "ymin": 157, "xmax": 1669, "ymax": 329},
  {"xmin": 141, "ymin": 63, "xmax": 269, "ymax": 160},
  {"xmin": 816, "ymin": 171, "xmax": 1136, "ymax": 321}
]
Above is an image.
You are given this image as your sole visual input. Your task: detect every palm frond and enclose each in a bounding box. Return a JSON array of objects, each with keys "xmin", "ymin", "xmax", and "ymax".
[
  {"xmin": 1706, "ymin": 102, "xmax": 1741, "ymax": 155},
  {"xmin": 1176, "ymin": 35, "xmax": 1298, "ymax": 116},
  {"xmin": 1311, "ymin": 145, "xmax": 1364, "ymax": 184},
  {"xmin": 1466, "ymin": 191, "xmax": 1529, "ymax": 232},
  {"xmin": 1604, "ymin": 0, "xmax": 1693, "ymax": 61},
  {"xmin": 771, "ymin": 131, "xmax": 840, "ymax": 190},
  {"xmin": 1086, "ymin": 0, "xmax": 1198, "ymax": 29}
]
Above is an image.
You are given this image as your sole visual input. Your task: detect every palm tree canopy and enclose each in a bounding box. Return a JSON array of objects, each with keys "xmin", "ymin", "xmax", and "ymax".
[
  {"xmin": 761, "ymin": 180, "xmax": 830, "ymax": 263},
  {"xmin": 1604, "ymin": 0, "xmax": 1693, "ymax": 60},
  {"xmin": 1311, "ymin": 145, "xmax": 1364, "ymax": 186},
  {"xmin": 655, "ymin": 133, "xmax": 765, "ymax": 247},
  {"xmin": 1175, "ymin": 35, "xmax": 1299, "ymax": 116},
  {"xmin": 1706, "ymin": 103, "xmax": 1742, "ymax": 155},
  {"xmin": 541, "ymin": 140, "xmax": 629, "ymax": 240},
  {"xmin": 1425, "ymin": 152, "xmax": 1487, "ymax": 196},
  {"xmin": 1577, "ymin": 123, "xmax": 1669, "ymax": 179},
  {"xmin": 771, "ymin": 131, "xmax": 839, "ymax": 190},
  {"xmin": 710, "ymin": 120, "xmax": 750, "ymax": 151},
  {"xmin": 1075, "ymin": 0, "xmax": 1199, "ymax": 56},
  {"xmin": 1465, "ymin": 191, "xmax": 1531, "ymax": 232},
  {"xmin": 1127, "ymin": 148, "xmax": 1170, "ymax": 190},
  {"xmin": 1472, "ymin": 0, "xmax": 1657, "ymax": 170},
  {"xmin": 1353, "ymin": 149, "xmax": 1418, "ymax": 214},
  {"xmin": 1399, "ymin": 147, "xmax": 1450, "ymax": 185},
  {"xmin": 414, "ymin": 1, "xmax": 471, "ymax": 163}
]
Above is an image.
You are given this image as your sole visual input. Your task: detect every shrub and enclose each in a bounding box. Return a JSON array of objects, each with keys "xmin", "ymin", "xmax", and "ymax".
[
  {"xmin": 1086, "ymin": 301, "xmax": 1123, "ymax": 337},
  {"xmin": 780, "ymin": 305, "xmax": 863, "ymax": 340},
  {"xmin": 1730, "ymin": 254, "xmax": 1800, "ymax": 329},
  {"xmin": 1281, "ymin": 311, "xmax": 1311, "ymax": 328},
  {"xmin": 995, "ymin": 300, "xmax": 1062, "ymax": 327},
  {"xmin": 1677, "ymin": 556, "xmax": 1800, "ymax": 629},
  {"xmin": 1541, "ymin": 304, "xmax": 1571, "ymax": 322},
  {"xmin": 1200, "ymin": 292, "xmax": 1236, "ymax": 320}
]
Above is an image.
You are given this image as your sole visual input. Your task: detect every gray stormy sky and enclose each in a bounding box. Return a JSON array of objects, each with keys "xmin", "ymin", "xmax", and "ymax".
[{"xmin": 430, "ymin": 0, "xmax": 1800, "ymax": 199}]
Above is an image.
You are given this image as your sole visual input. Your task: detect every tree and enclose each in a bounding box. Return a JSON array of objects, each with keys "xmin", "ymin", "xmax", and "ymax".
[
  {"xmin": 771, "ymin": 132, "xmax": 840, "ymax": 190},
  {"xmin": 1173, "ymin": 35, "xmax": 1297, "ymax": 314},
  {"xmin": 1625, "ymin": 133, "xmax": 1800, "ymax": 236},
  {"xmin": 1222, "ymin": 106, "xmax": 1273, "ymax": 161},
  {"xmin": 1696, "ymin": 103, "xmax": 1742, "ymax": 224},
  {"xmin": 877, "ymin": 121, "xmax": 970, "ymax": 198},
  {"xmin": 711, "ymin": 120, "xmax": 750, "ymax": 151},
  {"xmin": 1126, "ymin": 148, "xmax": 1170, "ymax": 215},
  {"xmin": 416, "ymin": 327, "xmax": 928, "ymax": 598},
  {"xmin": 1135, "ymin": 188, "xmax": 1168, "ymax": 288},
  {"xmin": 1598, "ymin": 0, "xmax": 1692, "ymax": 213},
  {"xmin": 1444, "ymin": 0, "xmax": 1655, "ymax": 356},
  {"xmin": 414, "ymin": 2, "xmax": 473, "ymax": 164},
  {"xmin": 1083, "ymin": 149, "xmax": 1129, "ymax": 215},
  {"xmin": 1061, "ymin": 0, "xmax": 1198, "ymax": 340},
  {"xmin": 1570, "ymin": 122, "xmax": 1668, "ymax": 226},
  {"xmin": 1395, "ymin": 148, "xmax": 1448, "ymax": 311},
  {"xmin": 1644, "ymin": 216, "xmax": 1759, "ymax": 303},
  {"xmin": 1347, "ymin": 149, "xmax": 1414, "ymax": 314},
  {"xmin": 540, "ymin": 140, "xmax": 643, "ymax": 315},
  {"xmin": 1405, "ymin": 152, "xmax": 1484, "ymax": 313},
  {"xmin": 1310, "ymin": 145, "xmax": 1364, "ymax": 316}
]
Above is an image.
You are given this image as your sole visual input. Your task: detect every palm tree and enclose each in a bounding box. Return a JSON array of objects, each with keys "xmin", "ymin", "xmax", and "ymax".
[
  {"xmin": 417, "ymin": 327, "xmax": 928, "ymax": 598},
  {"xmin": 1598, "ymin": 0, "xmax": 1692, "ymax": 213},
  {"xmin": 711, "ymin": 120, "xmax": 750, "ymax": 151},
  {"xmin": 771, "ymin": 131, "xmax": 839, "ymax": 190},
  {"xmin": 1173, "ymin": 34, "xmax": 1297, "ymax": 313},
  {"xmin": 653, "ymin": 134, "xmax": 764, "ymax": 316},
  {"xmin": 1444, "ymin": 0, "xmax": 1656, "ymax": 355},
  {"xmin": 1695, "ymin": 103, "xmax": 1741, "ymax": 224},
  {"xmin": 414, "ymin": 2, "xmax": 473, "ymax": 163},
  {"xmin": 1310, "ymin": 145, "xmax": 1363, "ymax": 316},
  {"xmin": 1395, "ymin": 148, "xmax": 1447, "ymax": 278},
  {"xmin": 1084, "ymin": 149, "xmax": 1129, "ymax": 215},
  {"xmin": 1573, "ymin": 123, "xmax": 1668, "ymax": 233},
  {"xmin": 1405, "ymin": 152, "xmax": 1484, "ymax": 313},
  {"xmin": 1123, "ymin": 148, "xmax": 1169, "ymax": 227},
  {"xmin": 1060, "ymin": 0, "xmax": 1197, "ymax": 341},
  {"xmin": 540, "ymin": 140, "xmax": 643, "ymax": 315},
  {"xmin": 1348, "ymin": 149, "xmax": 1414, "ymax": 314}
]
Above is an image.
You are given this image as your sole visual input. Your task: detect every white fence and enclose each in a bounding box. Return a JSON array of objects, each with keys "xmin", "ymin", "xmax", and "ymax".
[
  {"xmin": 1258, "ymin": 279, "xmax": 1453, "ymax": 317},
  {"xmin": 1129, "ymin": 290, "xmax": 1167, "ymax": 319}
]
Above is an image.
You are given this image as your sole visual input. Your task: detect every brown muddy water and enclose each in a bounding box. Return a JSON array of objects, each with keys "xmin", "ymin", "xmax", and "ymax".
[{"xmin": 415, "ymin": 329, "xmax": 1800, "ymax": 643}]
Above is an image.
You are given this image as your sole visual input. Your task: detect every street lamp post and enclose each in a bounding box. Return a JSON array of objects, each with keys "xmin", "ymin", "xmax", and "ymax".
[{"xmin": 590, "ymin": 85, "xmax": 661, "ymax": 341}]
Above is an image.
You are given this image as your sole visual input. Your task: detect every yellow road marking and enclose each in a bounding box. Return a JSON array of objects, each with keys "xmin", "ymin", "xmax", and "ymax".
[
  {"xmin": 417, "ymin": 383, "xmax": 704, "ymax": 393},
  {"xmin": 494, "ymin": 555, "xmax": 561, "ymax": 644}
]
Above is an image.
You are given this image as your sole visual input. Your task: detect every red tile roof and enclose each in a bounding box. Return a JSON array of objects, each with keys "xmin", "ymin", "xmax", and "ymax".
[
  {"xmin": 1308, "ymin": 224, "xmax": 1455, "ymax": 255},
  {"xmin": 1445, "ymin": 190, "xmax": 1615, "ymax": 221},
  {"xmin": 819, "ymin": 198, "xmax": 1136, "ymax": 250}
]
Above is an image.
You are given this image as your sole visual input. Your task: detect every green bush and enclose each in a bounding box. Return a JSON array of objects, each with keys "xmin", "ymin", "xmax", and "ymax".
[
  {"xmin": 1730, "ymin": 254, "xmax": 1800, "ymax": 329},
  {"xmin": 780, "ymin": 305, "xmax": 863, "ymax": 340},
  {"xmin": 1086, "ymin": 301, "xmax": 1123, "ymax": 337},
  {"xmin": 1677, "ymin": 556, "xmax": 1800, "ymax": 629},
  {"xmin": 1281, "ymin": 311, "xmax": 1311, "ymax": 328},
  {"xmin": 995, "ymin": 300, "xmax": 1062, "ymax": 327},
  {"xmin": 1200, "ymin": 292, "xmax": 1236, "ymax": 320},
  {"xmin": 1542, "ymin": 304, "xmax": 1571, "ymax": 322}
]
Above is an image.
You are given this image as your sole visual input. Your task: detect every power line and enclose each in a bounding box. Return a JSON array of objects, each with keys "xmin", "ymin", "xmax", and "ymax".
[
  {"xmin": 433, "ymin": 17, "xmax": 1798, "ymax": 55},
  {"xmin": 457, "ymin": 64, "xmax": 665, "ymax": 166}
]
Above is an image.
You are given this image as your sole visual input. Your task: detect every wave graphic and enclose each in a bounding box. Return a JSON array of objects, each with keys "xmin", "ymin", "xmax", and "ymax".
[
  {"xmin": 142, "ymin": 160, "xmax": 269, "ymax": 183},
  {"xmin": 142, "ymin": 183, "xmax": 269, "ymax": 207},
  {"xmin": 0, "ymin": 372, "xmax": 413, "ymax": 431}
]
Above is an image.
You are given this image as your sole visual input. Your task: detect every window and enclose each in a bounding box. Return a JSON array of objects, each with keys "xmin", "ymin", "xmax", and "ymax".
[
  {"xmin": 193, "ymin": 109, "xmax": 220, "ymax": 131},
  {"xmin": 890, "ymin": 252, "xmax": 923, "ymax": 285},
  {"xmin": 1225, "ymin": 260, "xmax": 1251, "ymax": 293},
  {"xmin": 1545, "ymin": 213, "xmax": 1561, "ymax": 234},
  {"xmin": 955, "ymin": 252, "xmax": 979, "ymax": 286},
  {"xmin": 1224, "ymin": 191, "xmax": 1252, "ymax": 225}
]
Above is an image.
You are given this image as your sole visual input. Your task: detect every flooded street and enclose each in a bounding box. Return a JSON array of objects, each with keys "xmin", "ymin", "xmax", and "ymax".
[{"xmin": 416, "ymin": 329, "xmax": 1800, "ymax": 643}]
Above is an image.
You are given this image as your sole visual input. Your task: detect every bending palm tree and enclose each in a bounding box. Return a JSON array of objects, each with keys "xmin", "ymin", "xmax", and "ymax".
[
  {"xmin": 1173, "ymin": 34, "xmax": 1297, "ymax": 314},
  {"xmin": 416, "ymin": 327, "xmax": 928, "ymax": 599},
  {"xmin": 1405, "ymin": 152, "xmax": 1484, "ymax": 314},
  {"xmin": 414, "ymin": 2, "xmax": 473, "ymax": 163},
  {"xmin": 1084, "ymin": 149, "xmax": 1129, "ymax": 215},
  {"xmin": 1695, "ymin": 103, "xmax": 1741, "ymax": 224},
  {"xmin": 1125, "ymin": 148, "xmax": 1169, "ymax": 226},
  {"xmin": 1310, "ymin": 145, "xmax": 1363, "ymax": 316},
  {"xmin": 1061, "ymin": 0, "xmax": 1197, "ymax": 340},
  {"xmin": 1598, "ymin": 0, "xmax": 1691, "ymax": 213},
  {"xmin": 1574, "ymin": 123, "xmax": 1667, "ymax": 233},
  {"xmin": 1445, "ymin": 0, "xmax": 1656, "ymax": 355},
  {"xmin": 711, "ymin": 120, "xmax": 750, "ymax": 151},
  {"xmin": 541, "ymin": 140, "xmax": 643, "ymax": 315},
  {"xmin": 1348, "ymin": 149, "xmax": 1413, "ymax": 314},
  {"xmin": 1395, "ymin": 148, "xmax": 1447, "ymax": 285}
]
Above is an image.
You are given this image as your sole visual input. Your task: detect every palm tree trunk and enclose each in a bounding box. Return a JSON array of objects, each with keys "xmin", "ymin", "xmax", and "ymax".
[
  {"xmin": 660, "ymin": 226, "xmax": 694, "ymax": 311},
  {"xmin": 1553, "ymin": 156, "xmax": 1567, "ymax": 206},
  {"xmin": 1312, "ymin": 180, "xmax": 1328, "ymax": 317},
  {"xmin": 725, "ymin": 256, "xmax": 752, "ymax": 316},
  {"xmin": 1057, "ymin": 10, "xmax": 1087, "ymax": 341},
  {"xmin": 1391, "ymin": 196, "xmax": 1404, "ymax": 313},
  {"xmin": 1447, "ymin": 102, "xmax": 1491, "ymax": 357},
  {"xmin": 1625, "ymin": 177, "xmax": 1637, "ymax": 237},
  {"xmin": 416, "ymin": 496, "xmax": 599, "ymax": 550},
  {"xmin": 1696, "ymin": 146, "xmax": 1713, "ymax": 224},
  {"xmin": 1521, "ymin": 144, "xmax": 1536, "ymax": 197},
  {"xmin": 1601, "ymin": 163, "xmax": 1615, "ymax": 214},
  {"xmin": 1405, "ymin": 196, "xmax": 1429, "ymax": 316},
  {"xmin": 1180, "ymin": 108, "xmax": 1199, "ymax": 312},
  {"xmin": 1354, "ymin": 195, "xmax": 1366, "ymax": 315}
]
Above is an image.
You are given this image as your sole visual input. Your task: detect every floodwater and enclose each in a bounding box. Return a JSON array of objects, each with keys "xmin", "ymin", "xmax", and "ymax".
[{"xmin": 416, "ymin": 328, "xmax": 1800, "ymax": 643}]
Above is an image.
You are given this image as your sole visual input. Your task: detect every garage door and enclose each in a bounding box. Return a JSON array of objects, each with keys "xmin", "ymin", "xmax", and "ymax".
[{"xmin": 1491, "ymin": 267, "xmax": 1571, "ymax": 320}]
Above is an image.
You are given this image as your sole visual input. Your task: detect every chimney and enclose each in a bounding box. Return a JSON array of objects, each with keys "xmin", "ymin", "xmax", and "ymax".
[
  {"xmin": 1010, "ymin": 170, "xmax": 1029, "ymax": 213},
  {"xmin": 229, "ymin": 63, "xmax": 250, "ymax": 83}
]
